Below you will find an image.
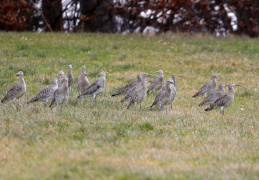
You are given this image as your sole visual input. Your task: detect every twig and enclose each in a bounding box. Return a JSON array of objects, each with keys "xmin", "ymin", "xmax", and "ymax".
[{"xmin": 29, "ymin": 0, "xmax": 53, "ymax": 32}]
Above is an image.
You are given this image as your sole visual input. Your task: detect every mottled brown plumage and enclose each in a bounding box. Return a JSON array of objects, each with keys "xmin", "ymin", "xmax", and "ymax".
[
  {"xmin": 199, "ymin": 83, "xmax": 225, "ymax": 107},
  {"xmin": 77, "ymin": 71, "xmax": 106, "ymax": 103},
  {"xmin": 205, "ymin": 82, "xmax": 245, "ymax": 115},
  {"xmin": 193, "ymin": 74, "xmax": 217, "ymax": 98},
  {"xmin": 150, "ymin": 78, "xmax": 175, "ymax": 113},
  {"xmin": 77, "ymin": 65, "xmax": 90, "ymax": 96},
  {"xmin": 27, "ymin": 77, "xmax": 58, "ymax": 107},
  {"xmin": 147, "ymin": 70, "xmax": 165, "ymax": 96},
  {"xmin": 1, "ymin": 71, "xmax": 26, "ymax": 107},
  {"xmin": 67, "ymin": 64, "xmax": 74, "ymax": 91},
  {"xmin": 49, "ymin": 76, "xmax": 69, "ymax": 112}
]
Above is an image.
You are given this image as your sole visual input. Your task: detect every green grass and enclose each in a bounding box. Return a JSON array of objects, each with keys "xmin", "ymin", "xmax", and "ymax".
[{"xmin": 0, "ymin": 32, "xmax": 258, "ymax": 179}]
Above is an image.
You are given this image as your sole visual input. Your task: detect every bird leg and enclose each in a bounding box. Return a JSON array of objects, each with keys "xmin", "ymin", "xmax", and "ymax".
[
  {"xmin": 220, "ymin": 106, "xmax": 225, "ymax": 115},
  {"xmin": 60, "ymin": 104, "xmax": 63, "ymax": 112},
  {"xmin": 45, "ymin": 100, "xmax": 48, "ymax": 108},
  {"xmin": 93, "ymin": 94, "xmax": 96, "ymax": 103},
  {"xmin": 139, "ymin": 102, "xmax": 142, "ymax": 110},
  {"xmin": 13, "ymin": 98, "xmax": 16, "ymax": 108},
  {"xmin": 135, "ymin": 103, "xmax": 138, "ymax": 110},
  {"xmin": 127, "ymin": 100, "xmax": 133, "ymax": 109},
  {"xmin": 153, "ymin": 92, "xmax": 155, "ymax": 97},
  {"xmin": 159, "ymin": 104, "xmax": 161, "ymax": 112}
]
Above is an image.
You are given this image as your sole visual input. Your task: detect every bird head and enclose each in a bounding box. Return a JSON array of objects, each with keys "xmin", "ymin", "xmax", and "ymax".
[{"xmin": 14, "ymin": 71, "xmax": 24, "ymax": 77}]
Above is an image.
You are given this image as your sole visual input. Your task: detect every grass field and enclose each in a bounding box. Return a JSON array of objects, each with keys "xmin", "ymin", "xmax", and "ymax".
[{"xmin": 0, "ymin": 32, "xmax": 258, "ymax": 179}]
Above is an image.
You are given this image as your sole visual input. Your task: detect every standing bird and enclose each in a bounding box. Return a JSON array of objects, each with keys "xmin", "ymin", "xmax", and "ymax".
[
  {"xmin": 67, "ymin": 64, "xmax": 74, "ymax": 91},
  {"xmin": 27, "ymin": 77, "xmax": 58, "ymax": 107},
  {"xmin": 198, "ymin": 83, "xmax": 225, "ymax": 107},
  {"xmin": 57, "ymin": 71, "xmax": 66, "ymax": 87},
  {"xmin": 193, "ymin": 74, "xmax": 217, "ymax": 98},
  {"xmin": 205, "ymin": 82, "xmax": 245, "ymax": 115},
  {"xmin": 1, "ymin": 71, "xmax": 26, "ymax": 107},
  {"xmin": 167, "ymin": 74, "xmax": 186, "ymax": 110},
  {"xmin": 49, "ymin": 76, "xmax": 69, "ymax": 113},
  {"xmin": 123, "ymin": 73, "xmax": 151, "ymax": 110},
  {"xmin": 111, "ymin": 74, "xmax": 142, "ymax": 100},
  {"xmin": 147, "ymin": 70, "xmax": 165, "ymax": 97},
  {"xmin": 77, "ymin": 65, "xmax": 90, "ymax": 96},
  {"xmin": 77, "ymin": 71, "xmax": 106, "ymax": 103},
  {"xmin": 150, "ymin": 78, "xmax": 175, "ymax": 113}
]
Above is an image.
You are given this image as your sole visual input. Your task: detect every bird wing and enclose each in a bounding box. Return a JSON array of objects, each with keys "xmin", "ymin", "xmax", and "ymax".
[
  {"xmin": 212, "ymin": 94, "xmax": 231, "ymax": 107},
  {"xmin": 148, "ymin": 77, "xmax": 161, "ymax": 91},
  {"xmin": 198, "ymin": 82, "xmax": 210, "ymax": 94},
  {"xmin": 83, "ymin": 80, "xmax": 100, "ymax": 95},
  {"xmin": 113, "ymin": 80, "xmax": 137, "ymax": 96},
  {"xmin": 37, "ymin": 85, "xmax": 55, "ymax": 99},
  {"xmin": 3, "ymin": 83, "xmax": 22, "ymax": 101}
]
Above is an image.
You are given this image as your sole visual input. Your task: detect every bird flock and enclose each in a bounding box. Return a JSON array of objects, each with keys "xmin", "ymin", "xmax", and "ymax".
[{"xmin": 1, "ymin": 66, "xmax": 245, "ymax": 115}]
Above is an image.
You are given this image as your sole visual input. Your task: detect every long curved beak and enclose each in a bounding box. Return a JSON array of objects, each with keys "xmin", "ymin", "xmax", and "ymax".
[
  {"xmin": 168, "ymin": 82, "xmax": 175, "ymax": 85},
  {"xmin": 235, "ymin": 84, "xmax": 246, "ymax": 89},
  {"xmin": 84, "ymin": 73, "xmax": 94, "ymax": 77},
  {"xmin": 176, "ymin": 75, "xmax": 187, "ymax": 78},
  {"xmin": 148, "ymin": 74, "xmax": 157, "ymax": 79}
]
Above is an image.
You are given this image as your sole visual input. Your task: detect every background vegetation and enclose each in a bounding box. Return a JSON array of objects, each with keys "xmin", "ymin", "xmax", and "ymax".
[
  {"xmin": 0, "ymin": 32, "xmax": 258, "ymax": 179},
  {"xmin": 1, "ymin": 0, "xmax": 259, "ymax": 37}
]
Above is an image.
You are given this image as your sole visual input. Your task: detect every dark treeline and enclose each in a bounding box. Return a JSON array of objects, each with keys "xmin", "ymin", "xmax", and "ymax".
[{"xmin": 0, "ymin": 0, "xmax": 258, "ymax": 37}]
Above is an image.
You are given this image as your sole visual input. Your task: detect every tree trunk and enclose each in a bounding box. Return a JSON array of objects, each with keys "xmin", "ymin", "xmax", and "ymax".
[
  {"xmin": 42, "ymin": 0, "xmax": 63, "ymax": 31},
  {"xmin": 79, "ymin": 0, "xmax": 116, "ymax": 33}
]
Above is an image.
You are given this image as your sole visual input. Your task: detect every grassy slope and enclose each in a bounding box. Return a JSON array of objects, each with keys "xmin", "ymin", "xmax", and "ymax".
[{"xmin": 0, "ymin": 32, "xmax": 258, "ymax": 179}]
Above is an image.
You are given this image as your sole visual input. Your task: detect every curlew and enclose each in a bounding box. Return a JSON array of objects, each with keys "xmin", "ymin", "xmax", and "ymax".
[
  {"xmin": 27, "ymin": 77, "xmax": 58, "ymax": 107},
  {"xmin": 147, "ymin": 70, "xmax": 165, "ymax": 97},
  {"xmin": 167, "ymin": 74, "xmax": 186, "ymax": 110},
  {"xmin": 198, "ymin": 83, "xmax": 225, "ymax": 107},
  {"xmin": 49, "ymin": 76, "xmax": 69, "ymax": 112},
  {"xmin": 193, "ymin": 74, "xmax": 217, "ymax": 98},
  {"xmin": 77, "ymin": 71, "xmax": 106, "ymax": 103},
  {"xmin": 67, "ymin": 64, "xmax": 74, "ymax": 91},
  {"xmin": 57, "ymin": 71, "xmax": 66, "ymax": 87},
  {"xmin": 1, "ymin": 71, "xmax": 26, "ymax": 107},
  {"xmin": 205, "ymin": 82, "xmax": 245, "ymax": 115},
  {"xmin": 150, "ymin": 78, "xmax": 175, "ymax": 113},
  {"xmin": 77, "ymin": 65, "xmax": 90, "ymax": 96},
  {"xmin": 112, "ymin": 74, "xmax": 142, "ymax": 102},
  {"xmin": 123, "ymin": 73, "xmax": 152, "ymax": 110}
]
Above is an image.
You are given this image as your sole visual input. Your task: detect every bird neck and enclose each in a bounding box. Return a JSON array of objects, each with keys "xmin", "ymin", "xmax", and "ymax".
[
  {"xmin": 61, "ymin": 80, "xmax": 69, "ymax": 89},
  {"xmin": 228, "ymin": 86, "xmax": 234, "ymax": 94},
  {"xmin": 19, "ymin": 75, "xmax": 25, "ymax": 84},
  {"xmin": 172, "ymin": 77, "xmax": 176, "ymax": 86},
  {"xmin": 219, "ymin": 86, "xmax": 224, "ymax": 92},
  {"xmin": 212, "ymin": 78, "xmax": 217, "ymax": 83}
]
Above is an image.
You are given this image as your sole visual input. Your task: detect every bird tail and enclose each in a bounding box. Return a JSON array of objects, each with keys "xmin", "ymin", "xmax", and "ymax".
[
  {"xmin": 205, "ymin": 105, "xmax": 214, "ymax": 111},
  {"xmin": 198, "ymin": 101, "xmax": 205, "ymax": 107},
  {"xmin": 49, "ymin": 98, "xmax": 55, "ymax": 108},
  {"xmin": 150, "ymin": 104, "xmax": 155, "ymax": 111},
  {"xmin": 77, "ymin": 95, "xmax": 83, "ymax": 99},
  {"xmin": 27, "ymin": 97, "xmax": 38, "ymax": 104},
  {"xmin": 192, "ymin": 92, "xmax": 199, "ymax": 98},
  {"xmin": 111, "ymin": 93, "xmax": 118, "ymax": 97},
  {"xmin": 1, "ymin": 96, "xmax": 8, "ymax": 103},
  {"xmin": 120, "ymin": 95, "xmax": 129, "ymax": 103}
]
